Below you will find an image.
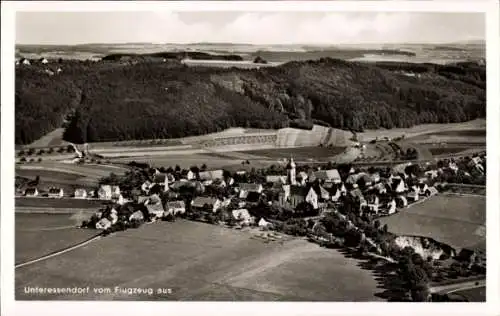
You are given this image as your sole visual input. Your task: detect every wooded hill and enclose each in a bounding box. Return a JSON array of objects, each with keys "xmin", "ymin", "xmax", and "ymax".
[{"xmin": 15, "ymin": 58, "xmax": 485, "ymax": 145}]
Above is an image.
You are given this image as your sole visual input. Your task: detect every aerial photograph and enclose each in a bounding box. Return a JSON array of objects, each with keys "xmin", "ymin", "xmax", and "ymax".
[{"xmin": 14, "ymin": 10, "xmax": 486, "ymax": 302}]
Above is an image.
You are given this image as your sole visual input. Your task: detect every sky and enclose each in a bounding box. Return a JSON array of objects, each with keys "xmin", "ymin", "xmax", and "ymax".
[{"xmin": 16, "ymin": 11, "xmax": 485, "ymax": 45}]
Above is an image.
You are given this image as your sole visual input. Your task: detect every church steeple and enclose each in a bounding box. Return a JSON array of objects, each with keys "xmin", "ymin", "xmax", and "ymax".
[{"xmin": 287, "ymin": 157, "xmax": 296, "ymax": 185}]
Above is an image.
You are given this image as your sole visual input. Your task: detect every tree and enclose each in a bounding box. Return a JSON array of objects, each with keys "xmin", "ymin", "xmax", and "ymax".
[
  {"xmin": 201, "ymin": 164, "xmax": 207, "ymax": 171},
  {"xmin": 175, "ymin": 165, "xmax": 181, "ymax": 172},
  {"xmin": 374, "ymin": 219, "xmax": 381, "ymax": 230}
]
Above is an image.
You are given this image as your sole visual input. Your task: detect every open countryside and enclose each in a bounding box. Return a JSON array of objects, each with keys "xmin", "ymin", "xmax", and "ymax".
[{"xmin": 14, "ymin": 13, "xmax": 487, "ymax": 303}]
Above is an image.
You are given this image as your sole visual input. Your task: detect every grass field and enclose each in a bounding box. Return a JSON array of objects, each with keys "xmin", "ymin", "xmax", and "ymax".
[
  {"xmin": 237, "ymin": 146, "xmax": 346, "ymax": 160},
  {"xmin": 451, "ymin": 286, "xmax": 486, "ymax": 302},
  {"xmin": 379, "ymin": 195, "xmax": 485, "ymax": 251},
  {"xmin": 16, "ymin": 213, "xmax": 99, "ymax": 264},
  {"xmin": 16, "ymin": 197, "xmax": 107, "ymax": 209},
  {"xmin": 15, "ymin": 220, "xmax": 381, "ymax": 301},
  {"xmin": 428, "ymin": 147, "xmax": 470, "ymax": 156}
]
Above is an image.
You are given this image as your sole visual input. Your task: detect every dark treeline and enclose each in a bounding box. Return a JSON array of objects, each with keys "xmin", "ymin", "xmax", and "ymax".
[
  {"xmin": 102, "ymin": 51, "xmax": 244, "ymax": 61},
  {"xmin": 15, "ymin": 58, "xmax": 485, "ymax": 144}
]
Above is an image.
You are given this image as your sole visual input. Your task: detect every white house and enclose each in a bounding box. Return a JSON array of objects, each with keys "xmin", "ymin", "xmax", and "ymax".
[
  {"xmin": 21, "ymin": 58, "xmax": 31, "ymax": 65},
  {"xmin": 152, "ymin": 173, "xmax": 170, "ymax": 192},
  {"xmin": 146, "ymin": 203, "xmax": 165, "ymax": 219},
  {"xmin": 425, "ymin": 170, "xmax": 439, "ymax": 179},
  {"xmin": 98, "ymin": 185, "xmax": 120, "ymax": 200},
  {"xmin": 367, "ymin": 196, "xmax": 380, "ymax": 213},
  {"xmin": 266, "ymin": 175, "xmax": 287, "ymax": 184},
  {"xmin": 74, "ymin": 188, "xmax": 87, "ymax": 199},
  {"xmin": 232, "ymin": 209, "xmax": 253, "ymax": 226},
  {"xmin": 111, "ymin": 193, "xmax": 125, "ymax": 205},
  {"xmin": 387, "ymin": 199, "xmax": 397, "ymax": 215},
  {"xmin": 141, "ymin": 180, "xmax": 153, "ymax": 193},
  {"xmin": 191, "ymin": 197, "xmax": 222, "ymax": 213},
  {"xmin": 24, "ymin": 187, "xmax": 38, "ymax": 197},
  {"xmin": 305, "ymin": 187, "xmax": 319, "ymax": 209},
  {"xmin": 238, "ymin": 183, "xmax": 263, "ymax": 199},
  {"xmin": 129, "ymin": 210, "xmax": 145, "ymax": 222},
  {"xmin": 426, "ymin": 186, "xmax": 439, "ymax": 197},
  {"xmin": 48, "ymin": 187, "xmax": 64, "ymax": 198},
  {"xmin": 96, "ymin": 218, "xmax": 112, "ymax": 230},
  {"xmin": 258, "ymin": 218, "xmax": 271, "ymax": 229},
  {"xmin": 407, "ymin": 190, "xmax": 419, "ymax": 202},
  {"xmin": 165, "ymin": 200, "xmax": 186, "ymax": 216}
]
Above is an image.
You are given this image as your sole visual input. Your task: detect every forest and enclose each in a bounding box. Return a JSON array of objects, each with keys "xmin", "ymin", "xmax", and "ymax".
[{"xmin": 15, "ymin": 57, "xmax": 486, "ymax": 145}]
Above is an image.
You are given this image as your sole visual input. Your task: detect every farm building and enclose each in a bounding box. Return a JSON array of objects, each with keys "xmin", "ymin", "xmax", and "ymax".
[
  {"xmin": 111, "ymin": 193, "xmax": 125, "ymax": 205},
  {"xmin": 146, "ymin": 203, "xmax": 165, "ymax": 219},
  {"xmin": 425, "ymin": 170, "xmax": 439, "ymax": 179},
  {"xmin": 152, "ymin": 173, "xmax": 170, "ymax": 192},
  {"xmin": 232, "ymin": 209, "xmax": 253, "ymax": 226},
  {"xmin": 141, "ymin": 180, "xmax": 153, "ymax": 193},
  {"xmin": 199, "ymin": 170, "xmax": 224, "ymax": 184},
  {"xmin": 191, "ymin": 196, "xmax": 222, "ymax": 213},
  {"xmin": 426, "ymin": 186, "xmax": 439, "ymax": 196},
  {"xmin": 74, "ymin": 188, "xmax": 87, "ymax": 199},
  {"xmin": 21, "ymin": 58, "xmax": 31, "ymax": 65},
  {"xmin": 281, "ymin": 186, "xmax": 308, "ymax": 208},
  {"xmin": 258, "ymin": 218, "xmax": 271, "ymax": 228},
  {"xmin": 98, "ymin": 185, "xmax": 120, "ymax": 200},
  {"xmin": 129, "ymin": 210, "xmax": 145, "ymax": 222},
  {"xmin": 165, "ymin": 200, "xmax": 186, "ymax": 216},
  {"xmin": 24, "ymin": 187, "xmax": 38, "ymax": 197},
  {"xmin": 48, "ymin": 187, "xmax": 64, "ymax": 198},
  {"xmin": 40, "ymin": 58, "xmax": 49, "ymax": 64},
  {"xmin": 407, "ymin": 190, "xmax": 419, "ymax": 202},
  {"xmin": 266, "ymin": 175, "xmax": 287, "ymax": 184},
  {"xmin": 305, "ymin": 187, "xmax": 320, "ymax": 209},
  {"xmin": 310, "ymin": 169, "xmax": 342, "ymax": 184},
  {"xmin": 238, "ymin": 183, "xmax": 263, "ymax": 199},
  {"xmin": 96, "ymin": 218, "xmax": 112, "ymax": 230}
]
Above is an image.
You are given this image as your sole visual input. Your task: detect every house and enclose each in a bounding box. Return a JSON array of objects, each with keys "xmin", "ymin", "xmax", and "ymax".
[
  {"xmin": 391, "ymin": 177, "xmax": 407, "ymax": 194},
  {"xmin": 424, "ymin": 170, "xmax": 439, "ymax": 179},
  {"xmin": 74, "ymin": 188, "xmax": 87, "ymax": 199},
  {"xmin": 152, "ymin": 173, "xmax": 170, "ymax": 192},
  {"xmin": 425, "ymin": 186, "xmax": 439, "ymax": 197},
  {"xmin": 305, "ymin": 186, "xmax": 321, "ymax": 209},
  {"xmin": 199, "ymin": 170, "xmax": 224, "ymax": 183},
  {"xmin": 258, "ymin": 218, "xmax": 271, "ymax": 228},
  {"xmin": 329, "ymin": 186, "xmax": 341, "ymax": 202},
  {"xmin": 232, "ymin": 209, "xmax": 253, "ymax": 226},
  {"xmin": 40, "ymin": 58, "xmax": 49, "ymax": 64},
  {"xmin": 417, "ymin": 182, "xmax": 429, "ymax": 195},
  {"xmin": 181, "ymin": 169, "xmax": 195, "ymax": 181},
  {"xmin": 165, "ymin": 200, "xmax": 186, "ymax": 216},
  {"xmin": 396, "ymin": 196, "xmax": 408, "ymax": 207},
  {"xmin": 111, "ymin": 193, "xmax": 125, "ymax": 205},
  {"xmin": 98, "ymin": 185, "xmax": 120, "ymax": 200},
  {"xmin": 141, "ymin": 180, "xmax": 153, "ymax": 193},
  {"xmin": 387, "ymin": 199, "xmax": 397, "ymax": 215},
  {"xmin": 191, "ymin": 196, "xmax": 222, "ymax": 213},
  {"xmin": 407, "ymin": 190, "xmax": 419, "ymax": 202},
  {"xmin": 238, "ymin": 183, "xmax": 263, "ymax": 199},
  {"xmin": 137, "ymin": 196, "xmax": 150, "ymax": 204},
  {"xmin": 297, "ymin": 171, "xmax": 309, "ymax": 185},
  {"xmin": 278, "ymin": 184, "xmax": 291, "ymax": 205},
  {"xmin": 109, "ymin": 209, "xmax": 118, "ymax": 224},
  {"xmin": 48, "ymin": 187, "xmax": 64, "ymax": 198},
  {"xmin": 129, "ymin": 210, "xmax": 145, "ymax": 222},
  {"xmin": 448, "ymin": 162, "xmax": 459, "ymax": 173},
  {"xmin": 146, "ymin": 203, "xmax": 165, "ymax": 219},
  {"xmin": 366, "ymin": 195, "xmax": 380, "ymax": 213},
  {"xmin": 265, "ymin": 175, "xmax": 287, "ymax": 184},
  {"xmin": 24, "ymin": 187, "xmax": 38, "ymax": 197},
  {"xmin": 96, "ymin": 218, "xmax": 112, "ymax": 230},
  {"xmin": 312, "ymin": 169, "xmax": 342, "ymax": 184},
  {"xmin": 350, "ymin": 188, "xmax": 367, "ymax": 210},
  {"xmin": 370, "ymin": 173, "xmax": 381, "ymax": 184},
  {"xmin": 21, "ymin": 58, "xmax": 31, "ymax": 65}
]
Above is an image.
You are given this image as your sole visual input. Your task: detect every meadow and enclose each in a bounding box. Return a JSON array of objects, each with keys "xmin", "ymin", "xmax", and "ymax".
[
  {"xmin": 16, "ymin": 220, "xmax": 381, "ymax": 301},
  {"xmin": 16, "ymin": 197, "xmax": 107, "ymax": 209},
  {"xmin": 379, "ymin": 195, "xmax": 486, "ymax": 251},
  {"xmin": 236, "ymin": 146, "xmax": 346, "ymax": 160},
  {"xmin": 16, "ymin": 213, "xmax": 99, "ymax": 264}
]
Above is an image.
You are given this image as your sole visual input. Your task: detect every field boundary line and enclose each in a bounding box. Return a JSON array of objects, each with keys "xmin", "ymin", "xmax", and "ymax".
[{"xmin": 15, "ymin": 234, "xmax": 102, "ymax": 269}]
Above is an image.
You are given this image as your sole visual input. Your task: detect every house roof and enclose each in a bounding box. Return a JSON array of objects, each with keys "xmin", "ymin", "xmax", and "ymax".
[
  {"xmin": 350, "ymin": 188, "xmax": 364, "ymax": 200},
  {"xmin": 232, "ymin": 209, "xmax": 251, "ymax": 219},
  {"xmin": 266, "ymin": 175, "xmax": 287, "ymax": 183},
  {"xmin": 199, "ymin": 170, "xmax": 224, "ymax": 181},
  {"xmin": 74, "ymin": 188, "xmax": 87, "ymax": 195},
  {"xmin": 48, "ymin": 188, "xmax": 62, "ymax": 194},
  {"xmin": 146, "ymin": 203, "xmax": 164, "ymax": 214},
  {"xmin": 153, "ymin": 173, "xmax": 168, "ymax": 183},
  {"xmin": 192, "ymin": 196, "xmax": 219, "ymax": 208},
  {"xmin": 239, "ymin": 183, "xmax": 262, "ymax": 192},
  {"xmin": 166, "ymin": 200, "xmax": 185, "ymax": 209},
  {"xmin": 25, "ymin": 188, "xmax": 37, "ymax": 194}
]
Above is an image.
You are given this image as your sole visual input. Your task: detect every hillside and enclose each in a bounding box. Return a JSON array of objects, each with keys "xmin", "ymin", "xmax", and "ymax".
[{"xmin": 15, "ymin": 58, "xmax": 485, "ymax": 145}]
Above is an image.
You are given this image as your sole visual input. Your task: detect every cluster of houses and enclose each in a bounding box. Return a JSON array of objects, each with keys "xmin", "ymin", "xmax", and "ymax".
[
  {"xmin": 77, "ymin": 156, "xmax": 455, "ymax": 231},
  {"xmin": 22, "ymin": 151, "xmax": 485, "ymax": 232}
]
